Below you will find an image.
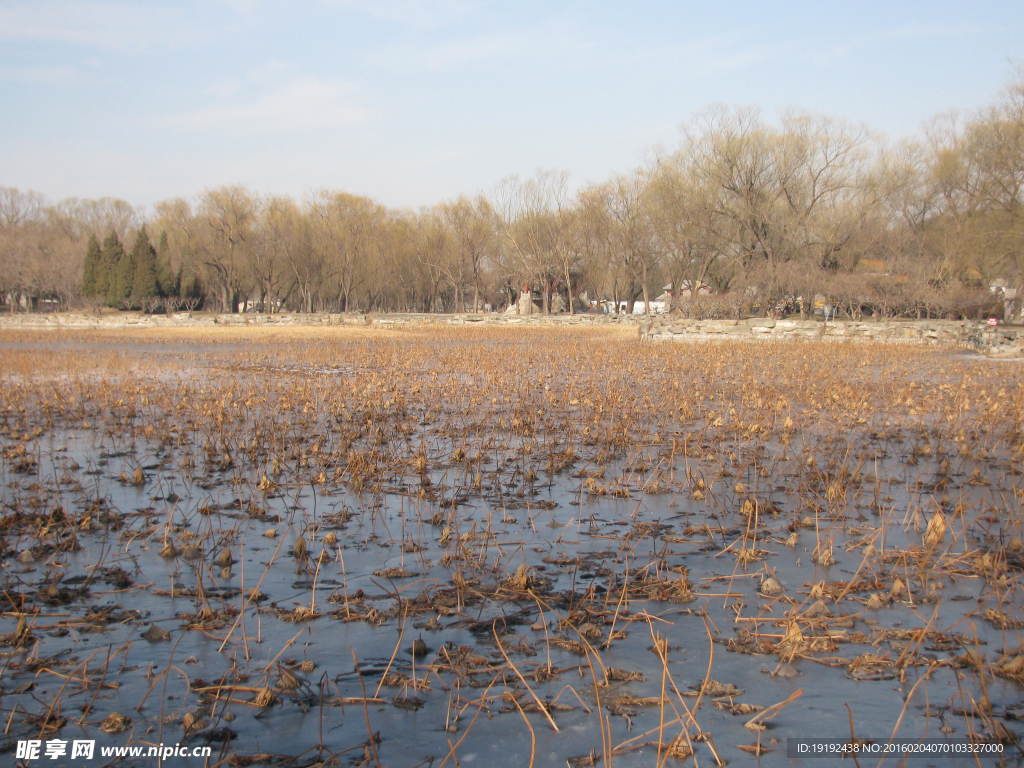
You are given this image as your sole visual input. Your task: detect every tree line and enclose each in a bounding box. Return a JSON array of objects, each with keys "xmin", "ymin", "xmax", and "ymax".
[{"xmin": 2, "ymin": 77, "xmax": 1022, "ymax": 319}]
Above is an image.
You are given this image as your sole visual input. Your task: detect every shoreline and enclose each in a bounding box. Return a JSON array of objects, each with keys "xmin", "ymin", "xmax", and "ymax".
[{"xmin": 0, "ymin": 311, "xmax": 1021, "ymax": 355}]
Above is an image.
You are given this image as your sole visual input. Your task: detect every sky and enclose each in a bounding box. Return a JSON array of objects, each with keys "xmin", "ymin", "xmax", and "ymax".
[{"xmin": 1, "ymin": 0, "xmax": 1021, "ymax": 213}]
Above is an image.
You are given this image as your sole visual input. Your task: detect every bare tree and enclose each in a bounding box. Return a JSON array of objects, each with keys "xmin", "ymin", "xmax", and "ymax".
[
  {"xmin": 308, "ymin": 191, "xmax": 385, "ymax": 312},
  {"xmin": 251, "ymin": 196, "xmax": 302, "ymax": 312},
  {"xmin": 440, "ymin": 195, "xmax": 499, "ymax": 312},
  {"xmin": 495, "ymin": 170, "xmax": 571, "ymax": 312},
  {"xmin": 196, "ymin": 186, "xmax": 256, "ymax": 312},
  {"xmin": 644, "ymin": 158, "xmax": 724, "ymax": 314},
  {"xmin": 583, "ymin": 173, "xmax": 659, "ymax": 314}
]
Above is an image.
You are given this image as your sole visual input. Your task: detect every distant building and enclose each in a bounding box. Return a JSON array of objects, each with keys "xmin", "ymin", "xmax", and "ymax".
[
  {"xmin": 990, "ymin": 279, "xmax": 1021, "ymax": 320},
  {"xmin": 631, "ymin": 300, "xmax": 668, "ymax": 314},
  {"xmin": 657, "ymin": 281, "xmax": 712, "ymax": 304}
]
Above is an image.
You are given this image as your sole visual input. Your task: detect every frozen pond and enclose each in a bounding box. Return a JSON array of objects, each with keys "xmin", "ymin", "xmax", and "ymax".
[{"xmin": 1, "ymin": 327, "xmax": 1022, "ymax": 766}]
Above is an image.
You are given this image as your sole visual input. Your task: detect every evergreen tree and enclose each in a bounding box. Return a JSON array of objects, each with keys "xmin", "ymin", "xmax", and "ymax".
[
  {"xmin": 99, "ymin": 231, "xmax": 125, "ymax": 306},
  {"xmin": 130, "ymin": 227, "xmax": 158, "ymax": 308},
  {"xmin": 155, "ymin": 231, "xmax": 177, "ymax": 298},
  {"xmin": 180, "ymin": 268, "xmax": 203, "ymax": 307},
  {"xmin": 82, "ymin": 234, "xmax": 101, "ymax": 297},
  {"xmin": 113, "ymin": 250, "xmax": 134, "ymax": 306}
]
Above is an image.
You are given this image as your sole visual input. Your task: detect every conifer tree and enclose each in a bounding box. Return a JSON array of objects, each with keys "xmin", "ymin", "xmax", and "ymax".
[
  {"xmin": 99, "ymin": 231, "xmax": 124, "ymax": 306},
  {"xmin": 110, "ymin": 242, "xmax": 134, "ymax": 307},
  {"xmin": 180, "ymin": 268, "xmax": 203, "ymax": 307},
  {"xmin": 130, "ymin": 227, "xmax": 158, "ymax": 308},
  {"xmin": 82, "ymin": 234, "xmax": 101, "ymax": 297},
  {"xmin": 155, "ymin": 231, "xmax": 177, "ymax": 298}
]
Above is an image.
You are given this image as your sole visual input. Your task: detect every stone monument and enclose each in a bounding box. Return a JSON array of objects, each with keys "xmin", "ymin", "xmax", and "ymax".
[{"xmin": 517, "ymin": 286, "xmax": 533, "ymax": 315}]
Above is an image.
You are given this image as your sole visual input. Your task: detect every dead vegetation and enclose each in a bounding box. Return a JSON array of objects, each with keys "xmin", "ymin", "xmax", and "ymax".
[{"xmin": 0, "ymin": 325, "xmax": 1022, "ymax": 765}]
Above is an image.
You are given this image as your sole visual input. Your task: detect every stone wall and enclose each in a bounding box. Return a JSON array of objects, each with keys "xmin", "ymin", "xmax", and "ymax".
[{"xmin": 641, "ymin": 317, "xmax": 1024, "ymax": 356}]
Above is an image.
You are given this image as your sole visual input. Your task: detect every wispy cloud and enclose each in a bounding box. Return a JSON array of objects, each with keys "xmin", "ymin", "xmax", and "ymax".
[
  {"xmin": 883, "ymin": 21, "xmax": 975, "ymax": 41},
  {"xmin": 218, "ymin": 0, "xmax": 266, "ymax": 18},
  {"xmin": 365, "ymin": 30, "xmax": 521, "ymax": 71},
  {"xmin": 813, "ymin": 22, "xmax": 976, "ymax": 63},
  {"xmin": 626, "ymin": 35, "xmax": 781, "ymax": 78},
  {"xmin": 0, "ymin": 1, "xmax": 193, "ymax": 51},
  {"xmin": 0, "ymin": 65, "xmax": 81, "ymax": 84},
  {"xmin": 324, "ymin": 0, "xmax": 481, "ymax": 28},
  {"xmin": 171, "ymin": 78, "xmax": 371, "ymax": 134},
  {"xmin": 363, "ymin": 19, "xmax": 590, "ymax": 73},
  {"xmin": 362, "ymin": 21, "xmax": 776, "ymax": 80}
]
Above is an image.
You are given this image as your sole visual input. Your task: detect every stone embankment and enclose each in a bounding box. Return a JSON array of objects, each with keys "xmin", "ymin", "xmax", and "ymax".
[
  {"xmin": 0, "ymin": 310, "xmax": 630, "ymax": 329},
  {"xmin": 641, "ymin": 317, "xmax": 1024, "ymax": 356},
  {"xmin": 1, "ymin": 312, "xmax": 1021, "ymax": 355}
]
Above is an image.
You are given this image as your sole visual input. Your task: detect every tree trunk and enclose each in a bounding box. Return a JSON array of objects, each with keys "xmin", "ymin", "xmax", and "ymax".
[{"xmin": 564, "ymin": 266, "xmax": 574, "ymax": 316}]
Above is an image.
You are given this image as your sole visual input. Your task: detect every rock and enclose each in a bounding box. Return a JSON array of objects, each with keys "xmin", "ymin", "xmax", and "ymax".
[
  {"xmin": 760, "ymin": 576, "xmax": 784, "ymax": 596},
  {"xmin": 142, "ymin": 624, "xmax": 171, "ymax": 642},
  {"xmin": 411, "ymin": 637, "xmax": 430, "ymax": 658},
  {"xmin": 773, "ymin": 664, "xmax": 800, "ymax": 678},
  {"xmin": 100, "ymin": 713, "xmax": 131, "ymax": 734}
]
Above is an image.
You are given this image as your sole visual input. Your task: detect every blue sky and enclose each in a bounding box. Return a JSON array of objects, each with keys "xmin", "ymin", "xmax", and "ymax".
[{"xmin": 1, "ymin": 0, "xmax": 1021, "ymax": 212}]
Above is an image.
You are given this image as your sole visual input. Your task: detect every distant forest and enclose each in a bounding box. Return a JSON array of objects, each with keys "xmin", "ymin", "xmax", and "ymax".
[{"xmin": 2, "ymin": 77, "xmax": 1022, "ymax": 319}]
